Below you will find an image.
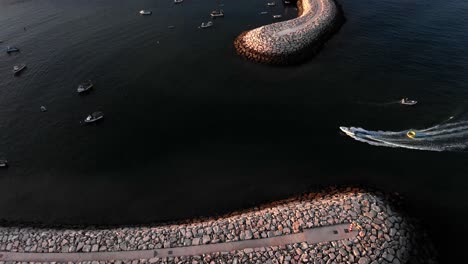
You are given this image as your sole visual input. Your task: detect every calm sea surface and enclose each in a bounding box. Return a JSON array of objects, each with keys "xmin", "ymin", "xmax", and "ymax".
[{"xmin": 0, "ymin": 0, "xmax": 467, "ymax": 261}]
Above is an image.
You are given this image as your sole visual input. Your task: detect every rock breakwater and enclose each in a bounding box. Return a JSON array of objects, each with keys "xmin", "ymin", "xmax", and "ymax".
[
  {"xmin": 0, "ymin": 188, "xmax": 436, "ymax": 263},
  {"xmin": 234, "ymin": 0, "xmax": 344, "ymax": 65}
]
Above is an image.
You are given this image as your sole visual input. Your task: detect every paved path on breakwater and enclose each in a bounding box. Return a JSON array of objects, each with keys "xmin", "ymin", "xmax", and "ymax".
[
  {"xmin": 276, "ymin": 0, "xmax": 322, "ymax": 37},
  {"xmin": 0, "ymin": 224, "xmax": 356, "ymax": 262},
  {"xmin": 0, "ymin": 190, "xmax": 438, "ymax": 263}
]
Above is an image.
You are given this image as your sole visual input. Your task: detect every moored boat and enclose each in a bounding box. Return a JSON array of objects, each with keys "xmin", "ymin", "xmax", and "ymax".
[
  {"xmin": 84, "ymin": 111, "xmax": 104, "ymax": 123},
  {"xmin": 139, "ymin": 10, "xmax": 152, "ymax": 15},
  {"xmin": 77, "ymin": 80, "xmax": 94, "ymax": 93},
  {"xmin": 174, "ymin": 0, "xmax": 183, "ymax": 4},
  {"xmin": 200, "ymin": 21, "xmax": 214, "ymax": 28},
  {"xmin": 400, "ymin": 98, "xmax": 417, "ymax": 105},
  {"xmin": 13, "ymin": 64, "xmax": 27, "ymax": 75},
  {"xmin": 210, "ymin": 10, "xmax": 224, "ymax": 18},
  {"xmin": 0, "ymin": 160, "xmax": 8, "ymax": 168},
  {"xmin": 267, "ymin": 2, "xmax": 276, "ymax": 6},
  {"xmin": 6, "ymin": 46, "xmax": 19, "ymax": 53},
  {"xmin": 273, "ymin": 14, "xmax": 282, "ymax": 19}
]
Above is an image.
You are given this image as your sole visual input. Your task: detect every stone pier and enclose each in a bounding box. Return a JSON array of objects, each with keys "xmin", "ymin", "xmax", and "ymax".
[
  {"xmin": 234, "ymin": 0, "xmax": 344, "ymax": 65},
  {"xmin": 0, "ymin": 188, "xmax": 437, "ymax": 263}
]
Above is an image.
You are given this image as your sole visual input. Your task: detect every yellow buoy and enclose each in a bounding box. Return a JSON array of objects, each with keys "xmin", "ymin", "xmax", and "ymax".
[{"xmin": 407, "ymin": 131, "xmax": 416, "ymax": 139}]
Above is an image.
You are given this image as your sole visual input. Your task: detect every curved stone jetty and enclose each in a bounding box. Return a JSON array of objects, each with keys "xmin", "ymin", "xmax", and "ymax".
[
  {"xmin": 0, "ymin": 188, "xmax": 436, "ymax": 263},
  {"xmin": 234, "ymin": 0, "xmax": 344, "ymax": 64}
]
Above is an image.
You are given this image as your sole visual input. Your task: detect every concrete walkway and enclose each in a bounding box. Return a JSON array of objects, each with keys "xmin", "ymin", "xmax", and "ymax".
[
  {"xmin": 276, "ymin": 0, "xmax": 323, "ymax": 37},
  {"xmin": 0, "ymin": 224, "xmax": 357, "ymax": 262}
]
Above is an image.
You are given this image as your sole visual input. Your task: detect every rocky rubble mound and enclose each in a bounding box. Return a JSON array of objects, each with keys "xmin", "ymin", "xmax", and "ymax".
[
  {"xmin": 234, "ymin": 0, "xmax": 344, "ymax": 65},
  {"xmin": 0, "ymin": 188, "xmax": 437, "ymax": 263}
]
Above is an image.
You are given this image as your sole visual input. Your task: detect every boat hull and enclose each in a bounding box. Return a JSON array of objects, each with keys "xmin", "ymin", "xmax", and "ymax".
[{"xmin": 84, "ymin": 116, "xmax": 103, "ymax": 123}]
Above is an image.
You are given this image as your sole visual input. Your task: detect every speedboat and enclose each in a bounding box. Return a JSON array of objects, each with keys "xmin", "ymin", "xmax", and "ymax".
[
  {"xmin": 273, "ymin": 14, "xmax": 282, "ymax": 19},
  {"xmin": 339, "ymin": 126, "xmax": 355, "ymax": 137},
  {"xmin": 200, "ymin": 21, "xmax": 214, "ymax": 28},
  {"xmin": 0, "ymin": 160, "xmax": 8, "ymax": 168},
  {"xmin": 400, "ymin": 98, "xmax": 417, "ymax": 105},
  {"xmin": 139, "ymin": 10, "xmax": 152, "ymax": 15},
  {"xmin": 267, "ymin": 2, "xmax": 276, "ymax": 6},
  {"xmin": 6, "ymin": 46, "xmax": 19, "ymax": 54},
  {"xmin": 84, "ymin": 111, "xmax": 104, "ymax": 123},
  {"xmin": 13, "ymin": 64, "xmax": 27, "ymax": 75},
  {"xmin": 174, "ymin": 0, "xmax": 184, "ymax": 3},
  {"xmin": 210, "ymin": 10, "xmax": 224, "ymax": 18},
  {"xmin": 77, "ymin": 80, "xmax": 93, "ymax": 93}
]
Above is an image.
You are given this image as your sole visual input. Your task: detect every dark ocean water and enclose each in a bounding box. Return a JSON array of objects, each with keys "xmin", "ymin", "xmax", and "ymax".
[{"xmin": 0, "ymin": 0, "xmax": 467, "ymax": 261}]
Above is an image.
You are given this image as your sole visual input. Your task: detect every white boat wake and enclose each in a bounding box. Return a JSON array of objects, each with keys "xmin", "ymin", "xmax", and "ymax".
[{"xmin": 340, "ymin": 117, "xmax": 468, "ymax": 152}]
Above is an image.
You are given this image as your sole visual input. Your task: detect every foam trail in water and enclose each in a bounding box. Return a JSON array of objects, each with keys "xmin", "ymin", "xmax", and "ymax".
[{"xmin": 340, "ymin": 119, "xmax": 468, "ymax": 152}]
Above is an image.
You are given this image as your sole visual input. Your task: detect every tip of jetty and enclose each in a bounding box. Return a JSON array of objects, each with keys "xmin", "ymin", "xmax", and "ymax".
[{"xmin": 234, "ymin": 0, "xmax": 345, "ymax": 65}]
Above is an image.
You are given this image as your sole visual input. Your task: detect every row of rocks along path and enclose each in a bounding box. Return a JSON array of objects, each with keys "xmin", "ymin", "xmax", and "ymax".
[{"xmin": 0, "ymin": 188, "xmax": 437, "ymax": 263}]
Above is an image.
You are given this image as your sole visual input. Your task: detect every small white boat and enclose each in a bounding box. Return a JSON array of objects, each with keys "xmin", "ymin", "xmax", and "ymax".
[
  {"xmin": 139, "ymin": 10, "xmax": 152, "ymax": 15},
  {"xmin": 400, "ymin": 98, "xmax": 417, "ymax": 106},
  {"xmin": 13, "ymin": 64, "xmax": 27, "ymax": 75},
  {"xmin": 273, "ymin": 14, "xmax": 282, "ymax": 19},
  {"xmin": 40, "ymin": 106, "xmax": 47, "ymax": 112},
  {"xmin": 339, "ymin": 126, "xmax": 355, "ymax": 137},
  {"xmin": 200, "ymin": 21, "xmax": 214, "ymax": 28},
  {"xmin": 284, "ymin": 0, "xmax": 291, "ymax": 4},
  {"xmin": 267, "ymin": 2, "xmax": 276, "ymax": 6},
  {"xmin": 260, "ymin": 11, "xmax": 268, "ymax": 15},
  {"xmin": 174, "ymin": 0, "xmax": 184, "ymax": 3},
  {"xmin": 0, "ymin": 160, "xmax": 8, "ymax": 168},
  {"xmin": 84, "ymin": 111, "xmax": 104, "ymax": 123},
  {"xmin": 77, "ymin": 80, "xmax": 94, "ymax": 93},
  {"xmin": 210, "ymin": 10, "xmax": 224, "ymax": 18},
  {"xmin": 6, "ymin": 46, "xmax": 19, "ymax": 53}
]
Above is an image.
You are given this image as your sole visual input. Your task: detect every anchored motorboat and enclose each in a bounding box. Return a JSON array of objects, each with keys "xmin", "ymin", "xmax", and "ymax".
[
  {"xmin": 84, "ymin": 111, "xmax": 104, "ymax": 123},
  {"xmin": 273, "ymin": 14, "xmax": 283, "ymax": 19},
  {"xmin": 13, "ymin": 64, "xmax": 27, "ymax": 75},
  {"xmin": 260, "ymin": 11, "xmax": 268, "ymax": 15},
  {"xmin": 77, "ymin": 80, "xmax": 94, "ymax": 93},
  {"xmin": 283, "ymin": 0, "xmax": 292, "ymax": 4},
  {"xmin": 400, "ymin": 98, "xmax": 417, "ymax": 105},
  {"xmin": 174, "ymin": 0, "xmax": 184, "ymax": 3},
  {"xmin": 139, "ymin": 10, "xmax": 152, "ymax": 15},
  {"xmin": 6, "ymin": 46, "xmax": 19, "ymax": 54},
  {"xmin": 0, "ymin": 160, "xmax": 8, "ymax": 168},
  {"xmin": 267, "ymin": 2, "xmax": 276, "ymax": 6},
  {"xmin": 210, "ymin": 10, "xmax": 224, "ymax": 18},
  {"xmin": 40, "ymin": 106, "xmax": 47, "ymax": 112},
  {"xmin": 200, "ymin": 21, "xmax": 214, "ymax": 28}
]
